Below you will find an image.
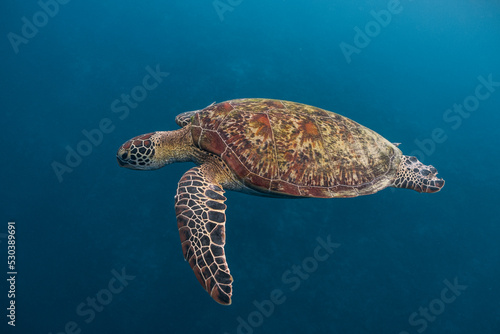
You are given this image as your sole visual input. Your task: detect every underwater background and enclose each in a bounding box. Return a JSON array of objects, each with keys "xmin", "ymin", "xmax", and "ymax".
[{"xmin": 1, "ymin": 0, "xmax": 500, "ymax": 333}]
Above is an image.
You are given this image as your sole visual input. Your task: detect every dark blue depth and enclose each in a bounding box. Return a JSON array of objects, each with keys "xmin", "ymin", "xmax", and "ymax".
[{"xmin": 1, "ymin": 0, "xmax": 499, "ymax": 333}]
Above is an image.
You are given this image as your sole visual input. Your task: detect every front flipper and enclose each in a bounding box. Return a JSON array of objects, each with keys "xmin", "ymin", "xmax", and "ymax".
[{"xmin": 175, "ymin": 165, "xmax": 233, "ymax": 304}]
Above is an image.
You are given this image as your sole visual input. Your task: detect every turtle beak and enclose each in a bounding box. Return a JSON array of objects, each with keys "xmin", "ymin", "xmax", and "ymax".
[
  {"xmin": 117, "ymin": 153, "xmax": 135, "ymax": 169},
  {"xmin": 117, "ymin": 156, "xmax": 126, "ymax": 167},
  {"xmin": 116, "ymin": 138, "xmax": 134, "ymax": 167}
]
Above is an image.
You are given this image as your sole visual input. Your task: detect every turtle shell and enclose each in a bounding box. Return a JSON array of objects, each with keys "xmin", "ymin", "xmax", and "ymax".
[{"xmin": 188, "ymin": 98, "xmax": 402, "ymax": 198}]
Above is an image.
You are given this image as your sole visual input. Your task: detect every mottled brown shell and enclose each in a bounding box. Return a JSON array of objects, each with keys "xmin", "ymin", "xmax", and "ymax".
[{"xmin": 188, "ymin": 98, "xmax": 402, "ymax": 198}]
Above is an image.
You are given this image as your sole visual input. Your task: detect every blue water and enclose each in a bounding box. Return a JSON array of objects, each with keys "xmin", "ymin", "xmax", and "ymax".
[{"xmin": 2, "ymin": 0, "xmax": 500, "ymax": 333}]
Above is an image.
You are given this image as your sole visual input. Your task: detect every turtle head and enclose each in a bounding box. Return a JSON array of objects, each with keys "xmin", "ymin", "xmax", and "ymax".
[
  {"xmin": 117, "ymin": 132, "xmax": 164, "ymax": 170},
  {"xmin": 117, "ymin": 130, "xmax": 193, "ymax": 170},
  {"xmin": 393, "ymin": 155, "xmax": 445, "ymax": 193}
]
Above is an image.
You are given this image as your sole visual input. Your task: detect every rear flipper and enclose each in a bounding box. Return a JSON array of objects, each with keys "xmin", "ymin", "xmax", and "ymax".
[{"xmin": 393, "ymin": 156, "xmax": 445, "ymax": 193}]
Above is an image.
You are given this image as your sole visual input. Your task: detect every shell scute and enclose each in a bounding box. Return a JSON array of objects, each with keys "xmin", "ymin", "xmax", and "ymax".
[
  {"xmin": 269, "ymin": 180, "xmax": 300, "ymax": 195},
  {"xmin": 268, "ymin": 110, "xmax": 335, "ymax": 188},
  {"xmin": 200, "ymin": 131, "xmax": 226, "ymax": 155},
  {"xmin": 196, "ymin": 102, "xmax": 234, "ymax": 131},
  {"xmin": 229, "ymin": 98, "xmax": 284, "ymax": 112},
  {"xmin": 217, "ymin": 110, "xmax": 279, "ymax": 181},
  {"xmin": 222, "ymin": 149, "xmax": 251, "ymax": 179},
  {"xmin": 282, "ymin": 100, "xmax": 330, "ymax": 117},
  {"xmin": 191, "ymin": 99, "xmax": 401, "ymax": 198}
]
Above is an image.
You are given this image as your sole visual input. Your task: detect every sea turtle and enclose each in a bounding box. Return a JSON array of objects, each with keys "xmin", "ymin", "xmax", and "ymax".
[{"xmin": 116, "ymin": 98, "xmax": 444, "ymax": 305}]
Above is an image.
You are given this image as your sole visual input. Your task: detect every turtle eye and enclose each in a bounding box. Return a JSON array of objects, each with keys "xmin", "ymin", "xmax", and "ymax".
[{"xmin": 121, "ymin": 152, "xmax": 128, "ymax": 160}]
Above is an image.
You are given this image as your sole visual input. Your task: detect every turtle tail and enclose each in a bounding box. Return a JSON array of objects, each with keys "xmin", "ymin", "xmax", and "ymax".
[{"xmin": 393, "ymin": 156, "xmax": 445, "ymax": 193}]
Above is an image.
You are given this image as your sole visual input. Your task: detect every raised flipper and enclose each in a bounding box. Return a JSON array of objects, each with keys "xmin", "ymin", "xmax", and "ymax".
[
  {"xmin": 174, "ymin": 165, "xmax": 233, "ymax": 304},
  {"xmin": 175, "ymin": 102, "xmax": 215, "ymax": 127}
]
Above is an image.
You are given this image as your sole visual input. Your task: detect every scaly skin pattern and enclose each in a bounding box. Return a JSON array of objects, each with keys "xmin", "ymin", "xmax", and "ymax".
[
  {"xmin": 175, "ymin": 165, "xmax": 233, "ymax": 305},
  {"xmin": 190, "ymin": 98, "xmax": 402, "ymax": 198},
  {"xmin": 393, "ymin": 156, "xmax": 444, "ymax": 193},
  {"xmin": 116, "ymin": 132, "xmax": 157, "ymax": 168}
]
